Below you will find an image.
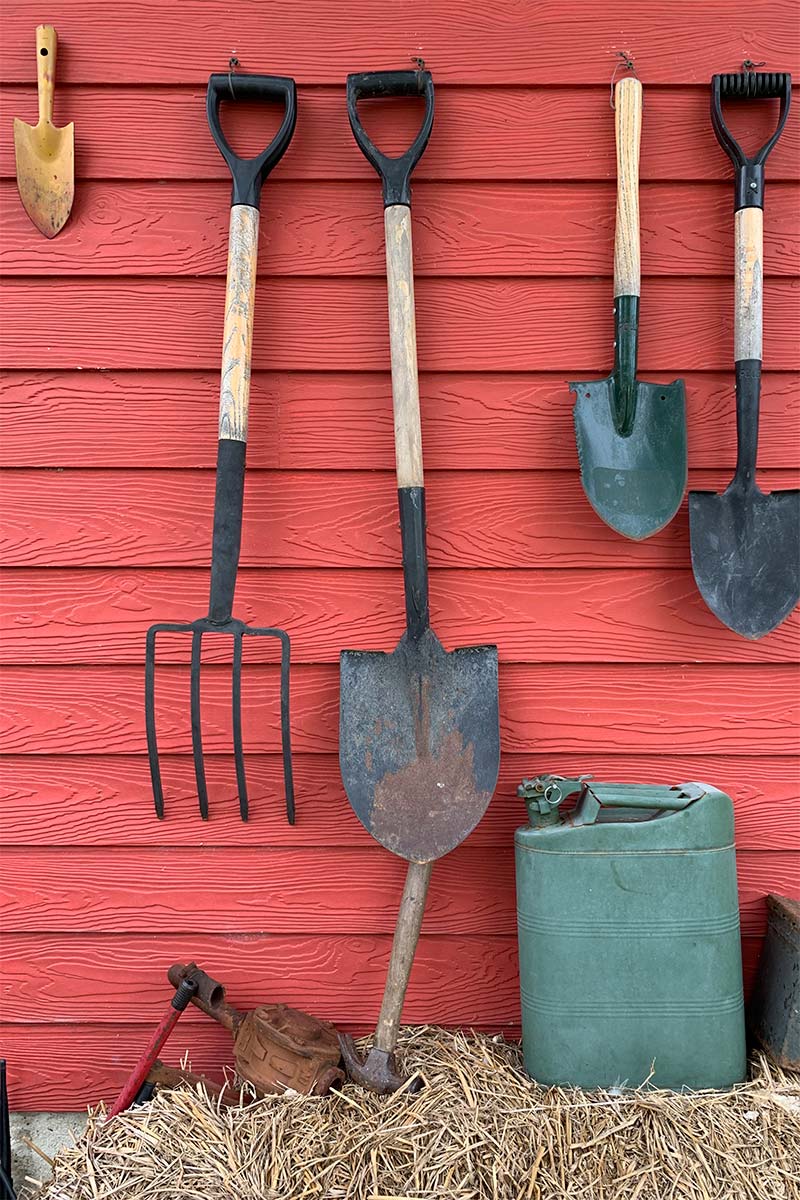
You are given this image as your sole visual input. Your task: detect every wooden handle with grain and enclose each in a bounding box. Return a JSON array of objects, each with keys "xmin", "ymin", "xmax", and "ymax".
[
  {"xmin": 384, "ymin": 205, "xmax": 423, "ymax": 489},
  {"xmin": 374, "ymin": 859, "xmax": 433, "ymax": 1053},
  {"xmin": 36, "ymin": 25, "xmax": 57, "ymax": 126},
  {"xmin": 218, "ymin": 205, "xmax": 259, "ymax": 442},
  {"xmin": 613, "ymin": 77, "xmax": 642, "ymax": 298},
  {"xmin": 734, "ymin": 207, "xmax": 763, "ymax": 362}
]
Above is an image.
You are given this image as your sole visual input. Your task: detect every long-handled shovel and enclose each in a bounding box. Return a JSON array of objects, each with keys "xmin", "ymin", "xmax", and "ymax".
[
  {"xmin": 689, "ymin": 71, "xmax": 798, "ymax": 639},
  {"xmin": 338, "ymin": 70, "xmax": 500, "ymax": 1093},
  {"xmin": 570, "ymin": 77, "xmax": 687, "ymax": 540}
]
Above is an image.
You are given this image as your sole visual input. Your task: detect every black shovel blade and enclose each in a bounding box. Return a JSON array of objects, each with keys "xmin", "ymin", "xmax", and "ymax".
[
  {"xmin": 339, "ymin": 629, "xmax": 500, "ymax": 862},
  {"xmin": 572, "ymin": 378, "xmax": 687, "ymax": 540},
  {"xmin": 689, "ymin": 484, "xmax": 800, "ymax": 639}
]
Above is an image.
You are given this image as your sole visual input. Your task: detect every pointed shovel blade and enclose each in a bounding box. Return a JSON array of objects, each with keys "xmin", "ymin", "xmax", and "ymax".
[
  {"xmin": 689, "ymin": 484, "xmax": 800, "ymax": 639},
  {"xmin": 14, "ymin": 117, "xmax": 74, "ymax": 237},
  {"xmin": 572, "ymin": 378, "xmax": 687, "ymax": 540},
  {"xmin": 339, "ymin": 629, "xmax": 499, "ymax": 862}
]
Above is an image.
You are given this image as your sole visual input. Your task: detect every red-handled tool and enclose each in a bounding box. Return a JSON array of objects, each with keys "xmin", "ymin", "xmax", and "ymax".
[{"xmin": 108, "ymin": 977, "xmax": 197, "ymax": 1117}]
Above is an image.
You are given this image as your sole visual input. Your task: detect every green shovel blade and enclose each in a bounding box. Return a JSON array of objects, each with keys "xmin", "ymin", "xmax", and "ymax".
[{"xmin": 571, "ymin": 376, "xmax": 687, "ymax": 541}]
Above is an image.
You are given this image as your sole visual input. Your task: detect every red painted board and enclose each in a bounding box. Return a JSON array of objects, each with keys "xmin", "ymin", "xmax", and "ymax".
[
  {"xmin": 0, "ymin": 845, "xmax": 791, "ymax": 935},
  {"xmin": 2, "ymin": 180, "xmax": 798, "ymax": 278},
  {"xmin": 1, "ymin": 663, "xmax": 798, "ymax": 757},
  {"xmin": 2, "ymin": 753, "xmax": 798, "ymax": 851},
  {"xmin": 3, "ymin": 85, "xmax": 799, "ymax": 184},
  {"xmin": 4, "ymin": 469, "xmax": 800, "ymax": 571},
  {"xmin": 1, "ymin": 567, "xmax": 798, "ymax": 666},
  {"xmin": 2, "ymin": 277, "xmax": 798, "ymax": 372},
  {"xmin": 2, "ymin": 371, "xmax": 799, "ymax": 472},
  {"xmin": 0, "ymin": 938, "xmax": 763, "ymax": 1114},
  {"xmin": 0, "ymin": 931, "xmax": 766, "ymax": 1027},
  {"xmin": 1, "ymin": 1, "xmax": 796, "ymax": 84}
]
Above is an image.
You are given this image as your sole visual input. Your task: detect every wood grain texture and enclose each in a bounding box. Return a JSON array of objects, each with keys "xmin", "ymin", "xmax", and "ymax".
[
  {"xmin": 3, "ymin": 277, "xmax": 798, "ymax": 372},
  {"xmin": 2, "ymin": 753, "xmax": 797, "ymax": 851},
  {"xmin": 2, "ymin": 87, "xmax": 799, "ymax": 184},
  {"xmin": 0, "ymin": 932, "xmax": 521, "ymax": 1025},
  {"xmin": 2, "ymin": 181, "xmax": 799, "ymax": 278},
  {"xmin": 734, "ymin": 207, "xmax": 764, "ymax": 363},
  {"xmin": 1, "ymin": 1, "xmax": 796, "ymax": 84},
  {"xmin": 1, "ymin": 663, "xmax": 797, "ymax": 757},
  {"xmin": 1, "ymin": 568, "xmax": 798, "ymax": 665},
  {"xmin": 4, "ymin": 468, "xmax": 800, "ymax": 570},
  {"xmin": 218, "ymin": 205, "xmax": 259, "ymax": 441},
  {"xmin": 0, "ymin": 844, "xmax": 790, "ymax": 935},
  {"xmin": 613, "ymin": 78, "xmax": 642, "ymax": 298},
  {"xmin": 3, "ymin": 370, "xmax": 798, "ymax": 470},
  {"xmin": 385, "ymin": 205, "xmax": 423, "ymax": 488}
]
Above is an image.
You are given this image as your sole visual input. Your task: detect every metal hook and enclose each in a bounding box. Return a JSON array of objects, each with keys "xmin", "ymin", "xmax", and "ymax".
[
  {"xmin": 410, "ymin": 56, "xmax": 426, "ymax": 71},
  {"xmin": 228, "ymin": 56, "xmax": 240, "ymax": 99},
  {"xmin": 610, "ymin": 50, "xmax": 638, "ymax": 108},
  {"xmin": 742, "ymin": 59, "xmax": 766, "ymax": 72}
]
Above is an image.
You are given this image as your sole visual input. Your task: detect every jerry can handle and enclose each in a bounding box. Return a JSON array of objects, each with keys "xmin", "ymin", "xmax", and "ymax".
[{"xmin": 572, "ymin": 782, "xmax": 706, "ymax": 826}]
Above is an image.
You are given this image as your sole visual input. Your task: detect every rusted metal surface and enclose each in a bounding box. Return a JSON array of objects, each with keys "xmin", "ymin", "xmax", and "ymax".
[
  {"xmin": 338, "ymin": 1038, "xmax": 421, "ymax": 1095},
  {"xmin": 144, "ymin": 1060, "xmax": 241, "ymax": 1106},
  {"xmin": 750, "ymin": 894, "xmax": 800, "ymax": 1070},
  {"xmin": 167, "ymin": 962, "xmax": 344, "ymax": 1096},
  {"xmin": 340, "ymin": 630, "xmax": 499, "ymax": 862}
]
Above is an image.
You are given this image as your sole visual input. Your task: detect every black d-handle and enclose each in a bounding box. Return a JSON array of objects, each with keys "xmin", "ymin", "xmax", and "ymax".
[
  {"xmin": 347, "ymin": 69, "xmax": 434, "ymax": 206},
  {"xmin": 711, "ymin": 71, "xmax": 791, "ymax": 210},
  {"xmin": 207, "ymin": 73, "xmax": 297, "ymax": 209}
]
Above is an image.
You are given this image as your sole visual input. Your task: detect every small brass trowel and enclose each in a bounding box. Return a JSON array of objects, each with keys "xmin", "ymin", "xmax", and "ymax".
[{"xmin": 13, "ymin": 25, "xmax": 74, "ymax": 237}]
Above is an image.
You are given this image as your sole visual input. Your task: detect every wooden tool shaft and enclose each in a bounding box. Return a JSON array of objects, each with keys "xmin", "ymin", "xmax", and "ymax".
[
  {"xmin": 219, "ymin": 205, "xmax": 260, "ymax": 442},
  {"xmin": 613, "ymin": 77, "xmax": 642, "ymax": 299},
  {"xmin": 374, "ymin": 859, "xmax": 433, "ymax": 1053},
  {"xmin": 385, "ymin": 205, "xmax": 424, "ymax": 489},
  {"xmin": 734, "ymin": 207, "xmax": 763, "ymax": 362},
  {"xmin": 36, "ymin": 26, "xmax": 57, "ymax": 126}
]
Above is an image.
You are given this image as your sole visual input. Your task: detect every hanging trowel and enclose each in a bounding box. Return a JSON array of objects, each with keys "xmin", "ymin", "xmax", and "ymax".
[
  {"xmin": 13, "ymin": 25, "xmax": 74, "ymax": 237},
  {"xmin": 571, "ymin": 77, "xmax": 686, "ymax": 540}
]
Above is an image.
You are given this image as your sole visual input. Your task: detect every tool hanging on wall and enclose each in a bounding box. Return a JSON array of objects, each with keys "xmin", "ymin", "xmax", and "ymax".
[
  {"xmin": 108, "ymin": 977, "xmax": 198, "ymax": 1118},
  {"xmin": 570, "ymin": 76, "xmax": 687, "ymax": 540},
  {"xmin": 145, "ymin": 71, "xmax": 297, "ymax": 821},
  {"xmin": 338, "ymin": 69, "xmax": 500, "ymax": 1094},
  {"xmin": 167, "ymin": 963, "xmax": 344, "ymax": 1095},
  {"xmin": 13, "ymin": 25, "xmax": 74, "ymax": 237},
  {"xmin": 689, "ymin": 70, "xmax": 798, "ymax": 639}
]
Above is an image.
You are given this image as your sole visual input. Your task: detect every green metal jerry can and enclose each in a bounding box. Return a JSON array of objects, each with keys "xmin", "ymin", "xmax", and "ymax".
[{"xmin": 515, "ymin": 776, "xmax": 746, "ymax": 1090}]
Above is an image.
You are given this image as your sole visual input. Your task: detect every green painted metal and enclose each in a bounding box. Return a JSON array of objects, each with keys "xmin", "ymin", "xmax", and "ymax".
[
  {"xmin": 515, "ymin": 776, "xmax": 746, "ymax": 1090},
  {"xmin": 571, "ymin": 295, "xmax": 687, "ymax": 541}
]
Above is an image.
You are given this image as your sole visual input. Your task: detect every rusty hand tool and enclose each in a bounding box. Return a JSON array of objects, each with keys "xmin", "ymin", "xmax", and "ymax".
[
  {"xmin": 338, "ymin": 70, "xmax": 500, "ymax": 1094},
  {"xmin": 13, "ymin": 25, "xmax": 74, "ymax": 237},
  {"xmin": 689, "ymin": 71, "xmax": 799, "ymax": 638},
  {"xmin": 145, "ymin": 73, "xmax": 297, "ymax": 821},
  {"xmin": 134, "ymin": 1061, "xmax": 240, "ymax": 1107},
  {"xmin": 570, "ymin": 77, "xmax": 687, "ymax": 540},
  {"xmin": 168, "ymin": 962, "xmax": 344, "ymax": 1095},
  {"xmin": 108, "ymin": 977, "xmax": 197, "ymax": 1118}
]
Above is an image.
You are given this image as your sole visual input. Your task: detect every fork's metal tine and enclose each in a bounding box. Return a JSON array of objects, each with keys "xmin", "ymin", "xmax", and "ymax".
[
  {"xmin": 232, "ymin": 632, "xmax": 248, "ymax": 822},
  {"xmin": 145, "ymin": 625, "xmax": 165, "ymax": 819},
  {"xmin": 190, "ymin": 629, "xmax": 209, "ymax": 820},
  {"xmin": 277, "ymin": 629, "xmax": 295, "ymax": 825}
]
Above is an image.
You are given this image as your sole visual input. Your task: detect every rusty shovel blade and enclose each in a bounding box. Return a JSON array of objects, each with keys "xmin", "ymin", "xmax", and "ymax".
[
  {"xmin": 13, "ymin": 26, "xmax": 74, "ymax": 238},
  {"xmin": 339, "ymin": 629, "xmax": 500, "ymax": 862}
]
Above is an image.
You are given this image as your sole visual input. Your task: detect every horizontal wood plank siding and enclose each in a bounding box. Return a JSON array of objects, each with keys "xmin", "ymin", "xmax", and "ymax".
[{"xmin": 1, "ymin": 0, "xmax": 797, "ymax": 1109}]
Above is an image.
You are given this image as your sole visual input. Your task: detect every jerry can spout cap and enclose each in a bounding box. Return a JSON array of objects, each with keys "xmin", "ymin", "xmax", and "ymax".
[{"xmin": 518, "ymin": 775, "xmax": 590, "ymax": 827}]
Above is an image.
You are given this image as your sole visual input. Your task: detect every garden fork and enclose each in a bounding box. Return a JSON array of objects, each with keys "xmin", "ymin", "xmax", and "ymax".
[{"xmin": 145, "ymin": 72, "xmax": 297, "ymax": 822}]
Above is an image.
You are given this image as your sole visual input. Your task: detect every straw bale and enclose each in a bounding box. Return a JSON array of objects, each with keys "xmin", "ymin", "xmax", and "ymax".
[{"xmin": 25, "ymin": 1027, "xmax": 800, "ymax": 1200}]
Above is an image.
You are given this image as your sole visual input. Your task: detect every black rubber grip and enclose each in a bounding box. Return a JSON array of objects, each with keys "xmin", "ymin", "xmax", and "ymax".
[
  {"xmin": 347, "ymin": 69, "xmax": 434, "ymax": 206},
  {"xmin": 207, "ymin": 73, "xmax": 297, "ymax": 208},
  {"xmin": 718, "ymin": 71, "xmax": 790, "ymax": 99}
]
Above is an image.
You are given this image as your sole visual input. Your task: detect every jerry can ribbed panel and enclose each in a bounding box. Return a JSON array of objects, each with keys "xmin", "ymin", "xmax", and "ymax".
[{"xmin": 515, "ymin": 778, "xmax": 746, "ymax": 1090}]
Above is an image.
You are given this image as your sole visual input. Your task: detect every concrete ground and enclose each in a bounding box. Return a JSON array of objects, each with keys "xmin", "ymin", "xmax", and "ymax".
[{"xmin": 9, "ymin": 1113, "xmax": 85, "ymax": 1197}]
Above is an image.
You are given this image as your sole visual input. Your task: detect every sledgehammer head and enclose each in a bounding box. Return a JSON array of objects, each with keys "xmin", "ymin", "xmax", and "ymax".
[{"xmin": 339, "ymin": 1034, "xmax": 423, "ymax": 1095}]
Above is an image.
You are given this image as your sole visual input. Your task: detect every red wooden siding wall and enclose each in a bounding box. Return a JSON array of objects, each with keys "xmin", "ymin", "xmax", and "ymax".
[{"xmin": 1, "ymin": 2, "xmax": 799, "ymax": 1110}]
